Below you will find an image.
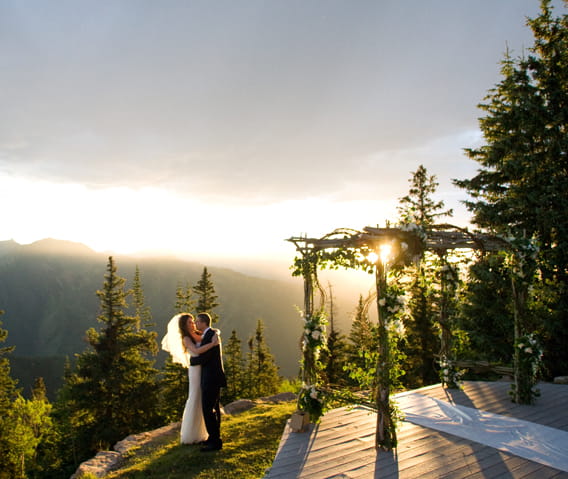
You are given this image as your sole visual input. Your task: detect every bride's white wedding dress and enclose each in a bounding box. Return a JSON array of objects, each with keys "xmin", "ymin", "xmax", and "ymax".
[
  {"xmin": 160, "ymin": 314, "xmax": 208, "ymax": 444},
  {"xmin": 180, "ymin": 351, "xmax": 208, "ymax": 444}
]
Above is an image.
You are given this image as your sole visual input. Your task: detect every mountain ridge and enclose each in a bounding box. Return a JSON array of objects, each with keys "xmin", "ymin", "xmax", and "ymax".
[{"xmin": 0, "ymin": 239, "xmax": 305, "ymax": 397}]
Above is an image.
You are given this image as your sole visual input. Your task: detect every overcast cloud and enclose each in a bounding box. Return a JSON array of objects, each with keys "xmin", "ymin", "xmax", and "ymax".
[{"xmin": 1, "ymin": 0, "xmax": 552, "ymax": 204}]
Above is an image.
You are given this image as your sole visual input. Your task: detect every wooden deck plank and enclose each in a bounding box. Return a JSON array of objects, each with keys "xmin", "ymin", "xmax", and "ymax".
[{"xmin": 264, "ymin": 381, "xmax": 568, "ymax": 479}]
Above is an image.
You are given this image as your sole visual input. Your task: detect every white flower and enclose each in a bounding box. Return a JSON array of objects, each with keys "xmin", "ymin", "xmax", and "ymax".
[
  {"xmin": 310, "ymin": 389, "xmax": 318, "ymax": 399},
  {"xmin": 311, "ymin": 330, "xmax": 321, "ymax": 340},
  {"xmin": 525, "ymin": 347, "xmax": 533, "ymax": 354},
  {"xmin": 379, "ymin": 298, "xmax": 386, "ymax": 307},
  {"xmin": 392, "ymin": 320, "xmax": 405, "ymax": 336},
  {"xmin": 518, "ymin": 343, "xmax": 525, "ymax": 349},
  {"xmin": 397, "ymin": 295, "xmax": 405, "ymax": 304}
]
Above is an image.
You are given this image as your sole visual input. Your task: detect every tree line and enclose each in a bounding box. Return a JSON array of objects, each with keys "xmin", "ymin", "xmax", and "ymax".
[{"xmin": 0, "ymin": 263, "xmax": 283, "ymax": 478}]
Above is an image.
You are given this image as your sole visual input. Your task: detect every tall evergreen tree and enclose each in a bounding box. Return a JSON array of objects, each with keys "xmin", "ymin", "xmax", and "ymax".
[
  {"xmin": 398, "ymin": 165, "xmax": 452, "ymax": 387},
  {"xmin": 345, "ymin": 295, "xmax": 379, "ymax": 392},
  {"xmin": 246, "ymin": 320, "xmax": 280, "ymax": 398},
  {"xmin": 398, "ymin": 164, "xmax": 453, "ymax": 226},
  {"xmin": 458, "ymin": 253, "xmax": 514, "ymax": 363},
  {"xmin": 346, "ymin": 295, "xmax": 376, "ymax": 373},
  {"xmin": 0, "ymin": 310, "xmax": 20, "ymax": 477},
  {"xmin": 175, "ymin": 281, "xmax": 195, "ymax": 313},
  {"xmin": 0, "ymin": 312, "xmax": 54, "ymax": 479},
  {"xmin": 321, "ymin": 283, "xmax": 349, "ymax": 385},
  {"xmin": 255, "ymin": 320, "xmax": 280, "ymax": 397},
  {"xmin": 244, "ymin": 336, "xmax": 255, "ymax": 397},
  {"xmin": 194, "ymin": 267, "xmax": 219, "ymax": 323},
  {"xmin": 454, "ymin": 1, "xmax": 568, "ymax": 376},
  {"xmin": 131, "ymin": 265, "xmax": 153, "ymax": 329},
  {"xmin": 60, "ymin": 257, "xmax": 160, "ymax": 458},
  {"xmin": 0, "ymin": 310, "xmax": 17, "ymax": 422},
  {"xmin": 221, "ymin": 330, "xmax": 244, "ymax": 403}
]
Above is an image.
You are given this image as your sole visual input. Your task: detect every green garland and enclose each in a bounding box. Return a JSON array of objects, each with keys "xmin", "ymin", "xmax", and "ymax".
[{"xmin": 510, "ymin": 333, "xmax": 543, "ymax": 404}]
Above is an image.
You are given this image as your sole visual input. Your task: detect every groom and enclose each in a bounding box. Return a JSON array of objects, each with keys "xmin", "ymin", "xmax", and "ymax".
[{"xmin": 190, "ymin": 312, "xmax": 227, "ymax": 452}]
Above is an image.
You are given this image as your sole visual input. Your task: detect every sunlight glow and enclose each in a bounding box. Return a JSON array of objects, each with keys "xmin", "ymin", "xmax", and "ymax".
[
  {"xmin": 367, "ymin": 252, "xmax": 379, "ymax": 264},
  {"xmin": 0, "ymin": 174, "xmax": 398, "ymax": 264},
  {"xmin": 379, "ymin": 243, "xmax": 392, "ymax": 264}
]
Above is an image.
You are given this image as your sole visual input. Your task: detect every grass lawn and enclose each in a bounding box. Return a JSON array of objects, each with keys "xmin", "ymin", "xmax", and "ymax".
[{"xmin": 105, "ymin": 401, "xmax": 296, "ymax": 479}]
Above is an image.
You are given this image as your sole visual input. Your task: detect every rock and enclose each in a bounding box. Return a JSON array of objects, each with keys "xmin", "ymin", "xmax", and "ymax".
[
  {"xmin": 259, "ymin": 392, "xmax": 297, "ymax": 403},
  {"xmin": 70, "ymin": 450, "xmax": 121, "ymax": 478},
  {"xmin": 554, "ymin": 376, "xmax": 568, "ymax": 384},
  {"xmin": 224, "ymin": 399, "xmax": 256, "ymax": 414},
  {"xmin": 70, "ymin": 423, "xmax": 179, "ymax": 478},
  {"xmin": 224, "ymin": 393, "xmax": 297, "ymax": 415}
]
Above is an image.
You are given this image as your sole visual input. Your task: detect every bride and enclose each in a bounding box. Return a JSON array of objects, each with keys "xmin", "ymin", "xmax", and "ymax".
[{"xmin": 161, "ymin": 312, "xmax": 220, "ymax": 444}]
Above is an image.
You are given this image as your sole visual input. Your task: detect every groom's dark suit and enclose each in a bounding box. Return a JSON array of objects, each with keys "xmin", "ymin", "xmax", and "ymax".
[{"xmin": 190, "ymin": 328, "xmax": 226, "ymax": 449}]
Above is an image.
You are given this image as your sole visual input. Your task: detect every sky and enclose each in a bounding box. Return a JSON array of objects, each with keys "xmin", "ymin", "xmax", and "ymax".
[{"xmin": 1, "ymin": 0, "xmax": 564, "ymax": 276}]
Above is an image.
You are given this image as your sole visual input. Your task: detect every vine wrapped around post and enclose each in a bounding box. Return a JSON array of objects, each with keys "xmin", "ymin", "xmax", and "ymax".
[
  {"xmin": 437, "ymin": 256, "xmax": 464, "ymax": 389},
  {"xmin": 298, "ymin": 309, "xmax": 328, "ymax": 423},
  {"xmin": 507, "ymin": 238, "xmax": 541, "ymax": 404}
]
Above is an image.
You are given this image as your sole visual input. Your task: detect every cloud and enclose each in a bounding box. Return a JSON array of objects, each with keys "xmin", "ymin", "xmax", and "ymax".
[{"xmin": 0, "ymin": 0, "xmax": 549, "ymax": 207}]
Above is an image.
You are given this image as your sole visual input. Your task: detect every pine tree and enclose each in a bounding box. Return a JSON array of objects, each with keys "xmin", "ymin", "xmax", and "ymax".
[
  {"xmin": 0, "ymin": 313, "xmax": 54, "ymax": 479},
  {"xmin": 175, "ymin": 281, "xmax": 195, "ymax": 313},
  {"xmin": 347, "ymin": 295, "xmax": 376, "ymax": 365},
  {"xmin": 0, "ymin": 310, "xmax": 20, "ymax": 477},
  {"xmin": 398, "ymin": 164, "xmax": 452, "ymax": 226},
  {"xmin": 0, "ymin": 310, "xmax": 17, "ymax": 421},
  {"xmin": 221, "ymin": 330, "xmax": 244, "ymax": 403},
  {"xmin": 323, "ymin": 328, "xmax": 350, "ymax": 386},
  {"xmin": 345, "ymin": 295, "xmax": 379, "ymax": 393},
  {"xmin": 247, "ymin": 320, "xmax": 280, "ymax": 398},
  {"xmin": 244, "ymin": 336, "xmax": 255, "ymax": 397},
  {"xmin": 398, "ymin": 165, "xmax": 452, "ymax": 387},
  {"xmin": 321, "ymin": 283, "xmax": 349, "ymax": 385},
  {"xmin": 458, "ymin": 253, "xmax": 514, "ymax": 363},
  {"xmin": 60, "ymin": 257, "xmax": 160, "ymax": 458},
  {"xmin": 346, "ymin": 295, "xmax": 379, "ymax": 385},
  {"xmin": 131, "ymin": 265, "xmax": 153, "ymax": 329},
  {"xmin": 194, "ymin": 267, "xmax": 219, "ymax": 323},
  {"xmin": 454, "ymin": 1, "xmax": 568, "ymax": 376}
]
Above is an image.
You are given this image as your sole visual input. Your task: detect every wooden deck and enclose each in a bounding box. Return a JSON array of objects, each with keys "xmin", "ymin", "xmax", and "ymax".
[{"xmin": 264, "ymin": 381, "xmax": 568, "ymax": 479}]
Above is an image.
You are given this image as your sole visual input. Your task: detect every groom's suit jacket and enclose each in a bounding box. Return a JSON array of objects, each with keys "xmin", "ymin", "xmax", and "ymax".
[{"xmin": 190, "ymin": 328, "xmax": 227, "ymax": 388}]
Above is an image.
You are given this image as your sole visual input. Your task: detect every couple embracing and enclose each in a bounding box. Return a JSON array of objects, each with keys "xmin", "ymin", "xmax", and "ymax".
[{"xmin": 162, "ymin": 312, "xmax": 227, "ymax": 452}]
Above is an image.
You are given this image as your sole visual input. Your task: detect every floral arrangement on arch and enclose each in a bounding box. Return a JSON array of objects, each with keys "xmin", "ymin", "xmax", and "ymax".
[
  {"xmin": 302, "ymin": 310, "xmax": 328, "ymax": 352},
  {"xmin": 510, "ymin": 333, "xmax": 543, "ymax": 404},
  {"xmin": 297, "ymin": 309, "xmax": 328, "ymax": 423},
  {"xmin": 438, "ymin": 356, "xmax": 465, "ymax": 389},
  {"xmin": 378, "ymin": 281, "xmax": 406, "ymax": 336},
  {"xmin": 298, "ymin": 383, "xmax": 328, "ymax": 423}
]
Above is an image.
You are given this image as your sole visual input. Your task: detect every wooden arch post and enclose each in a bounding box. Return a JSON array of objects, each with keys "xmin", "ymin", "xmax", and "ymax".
[{"xmin": 374, "ymin": 250, "xmax": 395, "ymax": 449}]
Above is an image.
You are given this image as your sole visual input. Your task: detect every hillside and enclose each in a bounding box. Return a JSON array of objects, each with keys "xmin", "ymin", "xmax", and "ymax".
[{"xmin": 0, "ymin": 239, "xmax": 304, "ymax": 397}]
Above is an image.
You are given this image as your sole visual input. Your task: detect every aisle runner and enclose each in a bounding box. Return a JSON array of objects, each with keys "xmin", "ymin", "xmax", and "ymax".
[{"xmin": 396, "ymin": 391, "xmax": 568, "ymax": 472}]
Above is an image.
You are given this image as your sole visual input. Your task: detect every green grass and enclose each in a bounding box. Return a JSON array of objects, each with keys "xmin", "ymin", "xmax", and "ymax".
[{"xmin": 106, "ymin": 401, "xmax": 296, "ymax": 479}]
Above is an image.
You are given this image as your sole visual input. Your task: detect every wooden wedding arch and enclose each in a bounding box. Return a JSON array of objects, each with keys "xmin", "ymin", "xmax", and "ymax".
[{"xmin": 287, "ymin": 224, "xmax": 522, "ymax": 450}]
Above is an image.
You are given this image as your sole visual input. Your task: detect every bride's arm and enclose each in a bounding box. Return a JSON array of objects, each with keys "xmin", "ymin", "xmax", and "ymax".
[
  {"xmin": 185, "ymin": 333, "xmax": 220, "ymax": 355},
  {"xmin": 188, "ymin": 329, "xmax": 202, "ymax": 344}
]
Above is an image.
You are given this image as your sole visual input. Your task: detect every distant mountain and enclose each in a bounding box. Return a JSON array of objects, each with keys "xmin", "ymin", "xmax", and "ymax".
[{"xmin": 0, "ymin": 239, "xmax": 304, "ymax": 397}]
